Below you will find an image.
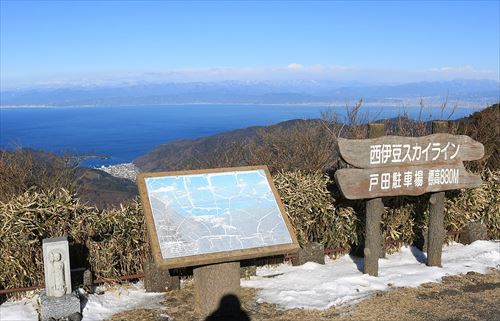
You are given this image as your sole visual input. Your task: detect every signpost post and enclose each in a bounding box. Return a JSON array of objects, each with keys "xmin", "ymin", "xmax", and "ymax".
[
  {"xmin": 365, "ymin": 123, "xmax": 385, "ymax": 276},
  {"xmin": 335, "ymin": 126, "xmax": 484, "ymax": 275},
  {"xmin": 428, "ymin": 121, "xmax": 449, "ymax": 267}
]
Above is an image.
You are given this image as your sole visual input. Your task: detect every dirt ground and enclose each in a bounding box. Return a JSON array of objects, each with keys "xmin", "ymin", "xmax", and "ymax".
[{"xmin": 109, "ymin": 269, "xmax": 500, "ymax": 321}]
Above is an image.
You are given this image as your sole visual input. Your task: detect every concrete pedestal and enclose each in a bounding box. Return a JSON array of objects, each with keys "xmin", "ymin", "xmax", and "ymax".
[
  {"xmin": 193, "ymin": 262, "xmax": 240, "ymax": 316},
  {"xmin": 291, "ymin": 242, "xmax": 325, "ymax": 266},
  {"xmin": 144, "ymin": 261, "xmax": 180, "ymax": 292},
  {"xmin": 40, "ymin": 290, "xmax": 81, "ymax": 321},
  {"xmin": 460, "ymin": 222, "xmax": 489, "ymax": 244}
]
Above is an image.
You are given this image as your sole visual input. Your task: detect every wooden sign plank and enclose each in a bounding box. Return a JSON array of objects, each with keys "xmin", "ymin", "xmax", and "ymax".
[
  {"xmin": 335, "ymin": 162, "xmax": 482, "ymax": 199},
  {"xmin": 338, "ymin": 134, "xmax": 484, "ymax": 168}
]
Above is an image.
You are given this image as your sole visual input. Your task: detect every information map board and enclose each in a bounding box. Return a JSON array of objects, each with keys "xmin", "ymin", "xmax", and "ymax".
[{"xmin": 138, "ymin": 166, "xmax": 299, "ymax": 269}]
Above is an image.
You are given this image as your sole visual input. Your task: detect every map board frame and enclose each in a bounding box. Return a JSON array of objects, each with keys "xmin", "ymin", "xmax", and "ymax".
[{"xmin": 137, "ymin": 165, "xmax": 299, "ymax": 269}]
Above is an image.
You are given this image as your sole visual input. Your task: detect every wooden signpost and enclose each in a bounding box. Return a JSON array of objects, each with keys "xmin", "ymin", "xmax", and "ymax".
[{"xmin": 335, "ymin": 122, "xmax": 484, "ymax": 275}]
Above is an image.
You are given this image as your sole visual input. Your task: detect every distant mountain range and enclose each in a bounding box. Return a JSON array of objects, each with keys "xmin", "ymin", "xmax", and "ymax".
[{"xmin": 1, "ymin": 79, "xmax": 498, "ymax": 107}]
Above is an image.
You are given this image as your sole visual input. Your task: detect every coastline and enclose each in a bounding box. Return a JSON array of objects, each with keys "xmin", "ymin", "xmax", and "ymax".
[{"xmin": 0, "ymin": 101, "xmax": 489, "ymax": 109}]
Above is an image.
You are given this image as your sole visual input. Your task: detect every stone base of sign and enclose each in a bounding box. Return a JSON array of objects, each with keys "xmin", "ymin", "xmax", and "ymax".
[
  {"xmin": 144, "ymin": 261, "xmax": 180, "ymax": 292},
  {"xmin": 40, "ymin": 290, "xmax": 81, "ymax": 321},
  {"xmin": 193, "ymin": 262, "xmax": 240, "ymax": 317},
  {"xmin": 459, "ymin": 222, "xmax": 489, "ymax": 245},
  {"xmin": 291, "ymin": 242, "xmax": 325, "ymax": 266}
]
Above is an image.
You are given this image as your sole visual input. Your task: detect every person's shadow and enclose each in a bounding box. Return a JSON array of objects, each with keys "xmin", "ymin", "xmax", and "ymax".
[{"xmin": 204, "ymin": 294, "xmax": 251, "ymax": 321}]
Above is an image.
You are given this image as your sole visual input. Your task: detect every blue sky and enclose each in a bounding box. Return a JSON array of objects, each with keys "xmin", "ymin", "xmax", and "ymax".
[{"xmin": 1, "ymin": 1, "xmax": 499, "ymax": 88}]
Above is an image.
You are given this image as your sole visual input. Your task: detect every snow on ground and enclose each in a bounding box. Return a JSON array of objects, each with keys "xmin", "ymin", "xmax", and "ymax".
[
  {"xmin": 0, "ymin": 282, "xmax": 165, "ymax": 321},
  {"xmin": 81, "ymin": 282, "xmax": 165, "ymax": 321},
  {"xmin": 242, "ymin": 240, "xmax": 500, "ymax": 310},
  {"xmin": 0, "ymin": 296, "xmax": 39, "ymax": 321},
  {"xmin": 1, "ymin": 241, "xmax": 498, "ymax": 320}
]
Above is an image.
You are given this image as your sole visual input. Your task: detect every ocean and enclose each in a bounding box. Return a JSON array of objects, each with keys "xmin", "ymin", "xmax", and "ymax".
[{"xmin": 0, "ymin": 104, "xmax": 481, "ymax": 167}]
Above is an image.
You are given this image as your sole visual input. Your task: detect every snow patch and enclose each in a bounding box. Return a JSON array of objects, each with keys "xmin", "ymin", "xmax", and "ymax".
[
  {"xmin": 81, "ymin": 282, "xmax": 165, "ymax": 321},
  {"xmin": 242, "ymin": 241, "xmax": 500, "ymax": 310},
  {"xmin": 0, "ymin": 282, "xmax": 165, "ymax": 321},
  {"xmin": 0, "ymin": 296, "xmax": 39, "ymax": 321}
]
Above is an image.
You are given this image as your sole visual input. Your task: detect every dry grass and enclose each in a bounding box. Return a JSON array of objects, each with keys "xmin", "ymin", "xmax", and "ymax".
[
  {"xmin": 273, "ymin": 170, "xmax": 358, "ymax": 248},
  {"xmin": 0, "ymin": 189, "xmax": 147, "ymax": 294},
  {"xmin": 0, "ymin": 148, "xmax": 77, "ymax": 202},
  {"xmin": 248, "ymin": 120, "xmax": 338, "ymax": 173}
]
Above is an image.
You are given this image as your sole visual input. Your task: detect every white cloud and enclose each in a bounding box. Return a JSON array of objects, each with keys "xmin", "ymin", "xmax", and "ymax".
[
  {"xmin": 428, "ymin": 65, "xmax": 476, "ymax": 73},
  {"xmin": 287, "ymin": 63, "xmax": 304, "ymax": 70},
  {"xmin": 2, "ymin": 64, "xmax": 498, "ymax": 89}
]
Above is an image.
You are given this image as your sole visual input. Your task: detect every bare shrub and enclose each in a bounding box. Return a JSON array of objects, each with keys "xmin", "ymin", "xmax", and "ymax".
[
  {"xmin": 453, "ymin": 103, "xmax": 499, "ymax": 171},
  {"xmin": 191, "ymin": 138, "xmax": 251, "ymax": 169},
  {"xmin": 321, "ymin": 99, "xmax": 369, "ymax": 140},
  {"xmin": 248, "ymin": 120, "xmax": 338, "ymax": 173},
  {"xmin": 0, "ymin": 148, "xmax": 77, "ymax": 202}
]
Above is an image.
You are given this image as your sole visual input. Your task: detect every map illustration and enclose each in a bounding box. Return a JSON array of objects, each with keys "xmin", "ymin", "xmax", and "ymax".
[{"xmin": 144, "ymin": 169, "xmax": 294, "ymax": 259}]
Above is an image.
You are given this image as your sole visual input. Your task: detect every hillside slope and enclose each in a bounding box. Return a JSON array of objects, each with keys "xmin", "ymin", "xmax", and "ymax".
[
  {"xmin": 134, "ymin": 104, "xmax": 499, "ymax": 173},
  {"xmin": 134, "ymin": 119, "xmax": 317, "ymax": 172}
]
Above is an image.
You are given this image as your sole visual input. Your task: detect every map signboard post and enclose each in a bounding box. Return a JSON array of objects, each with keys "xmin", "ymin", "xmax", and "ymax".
[
  {"xmin": 335, "ymin": 124, "xmax": 484, "ymax": 275},
  {"xmin": 137, "ymin": 165, "xmax": 299, "ymax": 315}
]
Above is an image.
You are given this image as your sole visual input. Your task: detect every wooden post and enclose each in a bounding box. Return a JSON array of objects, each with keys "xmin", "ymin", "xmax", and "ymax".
[
  {"xmin": 427, "ymin": 121, "xmax": 448, "ymax": 267},
  {"xmin": 364, "ymin": 123, "xmax": 385, "ymax": 276},
  {"xmin": 193, "ymin": 262, "xmax": 241, "ymax": 316}
]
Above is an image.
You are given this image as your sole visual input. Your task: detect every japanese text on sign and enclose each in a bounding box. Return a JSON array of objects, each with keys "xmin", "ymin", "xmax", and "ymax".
[
  {"xmin": 369, "ymin": 168, "xmax": 460, "ymax": 192},
  {"xmin": 369, "ymin": 142, "xmax": 460, "ymax": 165}
]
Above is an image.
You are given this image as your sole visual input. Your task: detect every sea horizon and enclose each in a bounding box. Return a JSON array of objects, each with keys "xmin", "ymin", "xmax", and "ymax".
[{"xmin": 0, "ymin": 103, "xmax": 485, "ymax": 167}]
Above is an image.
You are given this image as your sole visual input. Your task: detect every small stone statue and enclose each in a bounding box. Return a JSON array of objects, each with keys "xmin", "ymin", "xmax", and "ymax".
[
  {"xmin": 50, "ymin": 251, "xmax": 66, "ymax": 297},
  {"xmin": 41, "ymin": 236, "xmax": 81, "ymax": 321},
  {"xmin": 43, "ymin": 237, "xmax": 72, "ymax": 296}
]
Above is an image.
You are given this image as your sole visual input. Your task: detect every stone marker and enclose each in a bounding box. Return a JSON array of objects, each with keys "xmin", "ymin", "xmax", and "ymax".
[
  {"xmin": 193, "ymin": 262, "xmax": 240, "ymax": 316},
  {"xmin": 291, "ymin": 242, "xmax": 325, "ymax": 266},
  {"xmin": 459, "ymin": 221, "xmax": 489, "ymax": 245},
  {"xmin": 41, "ymin": 236, "xmax": 81, "ymax": 321},
  {"xmin": 83, "ymin": 269, "xmax": 94, "ymax": 294},
  {"xmin": 144, "ymin": 261, "xmax": 180, "ymax": 292},
  {"xmin": 43, "ymin": 237, "xmax": 72, "ymax": 297}
]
